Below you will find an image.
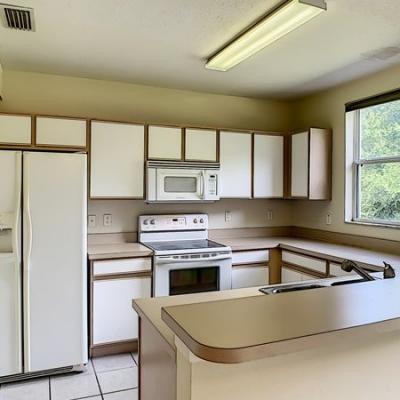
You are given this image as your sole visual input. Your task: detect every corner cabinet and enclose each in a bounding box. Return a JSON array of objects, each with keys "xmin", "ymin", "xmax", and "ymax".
[
  {"xmin": 288, "ymin": 128, "xmax": 332, "ymax": 200},
  {"xmin": 253, "ymin": 133, "xmax": 284, "ymax": 198},
  {"xmin": 219, "ymin": 131, "xmax": 252, "ymax": 198},
  {"xmin": 90, "ymin": 121, "xmax": 145, "ymax": 199}
]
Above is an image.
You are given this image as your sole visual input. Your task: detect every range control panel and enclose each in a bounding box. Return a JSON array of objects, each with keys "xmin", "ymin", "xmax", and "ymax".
[{"xmin": 139, "ymin": 214, "xmax": 208, "ymax": 232}]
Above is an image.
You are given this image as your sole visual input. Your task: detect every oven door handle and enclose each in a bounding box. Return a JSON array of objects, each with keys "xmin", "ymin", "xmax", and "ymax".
[{"xmin": 156, "ymin": 254, "xmax": 232, "ymax": 264}]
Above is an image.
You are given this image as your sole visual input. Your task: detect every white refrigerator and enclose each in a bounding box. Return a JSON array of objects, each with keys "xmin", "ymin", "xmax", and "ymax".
[{"xmin": 0, "ymin": 151, "xmax": 87, "ymax": 380}]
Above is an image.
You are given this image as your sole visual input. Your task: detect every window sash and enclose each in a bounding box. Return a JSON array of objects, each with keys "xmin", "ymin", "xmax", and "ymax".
[{"xmin": 352, "ymin": 109, "xmax": 400, "ymax": 225}]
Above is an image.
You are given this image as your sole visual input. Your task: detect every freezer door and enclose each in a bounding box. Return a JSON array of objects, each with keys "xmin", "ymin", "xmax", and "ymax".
[
  {"xmin": 0, "ymin": 151, "xmax": 22, "ymax": 377},
  {"xmin": 23, "ymin": 152, "xmax": 87, "ymax": 372}
]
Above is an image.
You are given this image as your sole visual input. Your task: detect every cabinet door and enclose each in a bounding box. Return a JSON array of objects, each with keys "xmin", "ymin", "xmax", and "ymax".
[
  {"xmin": 0, "ymin": 114, "xmax": 32, "ymax": 145},
  {"xmin": 148, "ymin": 125, "xmax": 182, "ymax": 160},
  {"xmin": 93, "ymin": 276, "xmax": 151, "ymax": 345},
  {"xmin": 220, "ymin": 131, "xmax": 251, "ymax": 198},
  {"xmin": 90, "ymin": 121, "xmax": 145, "ymax": 198},
  {"xmin": 36, "ymin": 117, "xmax": 87, "ymax": 148},
  {"xmin": 281, "ymin": 268, "xmax": 303, "ymax": 283},
  {"xmin": 290, "ymin": 131, "xmax": 309, "ymax": 197},
  {"xmin": 185, "ymin": 128, "xmax": 217, "ymax": 162},
  {"xmin": 232, "ymin": 266, "xmax": 269, "ymax": 289},
  {"xmin": 253, "ymin": 134, "xmax": 284, "ymax": 198}
]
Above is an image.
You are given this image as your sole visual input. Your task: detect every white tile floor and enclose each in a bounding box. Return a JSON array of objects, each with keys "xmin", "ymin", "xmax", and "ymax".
[{"xmin": 0, "ymin": 353, "xmax": 139, "ymax": 400}]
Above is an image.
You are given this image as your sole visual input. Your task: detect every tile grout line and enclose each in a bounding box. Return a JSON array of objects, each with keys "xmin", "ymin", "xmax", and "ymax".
[{"xmin": 92, "ymin": 360, "xmax": 105, "ymax": 400}]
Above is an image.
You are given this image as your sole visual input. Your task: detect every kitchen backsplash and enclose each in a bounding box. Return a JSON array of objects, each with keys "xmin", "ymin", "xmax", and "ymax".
[{"xmin": 88, "ymin": 199, "xmax": 293, "ymax": 234}]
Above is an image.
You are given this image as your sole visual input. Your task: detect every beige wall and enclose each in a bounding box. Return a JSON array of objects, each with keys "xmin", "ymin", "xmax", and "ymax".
[
  {"xmin": 0, "ymin": 70, "xmax": 293, "ymax": 234},
  {"xmin": 292, "ymin": 64, "xmax": 400, "ymax": 242},
  {"xmin": 0, "ymin": 70, "xmax": 293, "ymax": 131}
]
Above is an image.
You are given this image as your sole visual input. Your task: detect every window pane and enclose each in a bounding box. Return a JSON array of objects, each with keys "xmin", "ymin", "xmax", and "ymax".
[
  {"xmin": 360, "ymin": 101, "xmax": 400, "ymax": 159},
  {"xmin": 359, "ymin": 162, "xmax": 400, "ymax": 222}
]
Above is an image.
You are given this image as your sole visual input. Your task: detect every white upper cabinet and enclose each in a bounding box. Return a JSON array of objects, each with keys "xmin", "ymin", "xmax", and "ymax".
[
  {"xmin": 253, "ymin": 134, "xmax": 284, "ymax": 198},
  {"xmin": 148, "ymin": 125, "xmax": 182, "ymax": 160},
  {"xmin": 185, "ymin": 128, "xmax": 217, "ymax": 162},
  {"xmin": 219, "ymin": 131, "xmax": 252, "ymax": 198},
  {"xmin": 90, "ymin": 121, "xmax": 145, "ymax": 198},
  {"xmin": 289, "ymin": 128, "xmax": 331, "ymax": 200},
  {"xmin": 36, "ymin": 117, "xmax": 87, "ymax": 148},
  {"xmin": 0, "ymin": 114, "xmax": 32, "ymax": 145},
  {"xmin": 290, "ymin": 131, "xmax": 309, "ymax": 198}
]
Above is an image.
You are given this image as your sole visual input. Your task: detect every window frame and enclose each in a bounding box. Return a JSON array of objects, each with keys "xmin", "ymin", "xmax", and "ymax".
[{"xmin": 351, "ymin": 108, "xmax": 400, "ymax": 227}]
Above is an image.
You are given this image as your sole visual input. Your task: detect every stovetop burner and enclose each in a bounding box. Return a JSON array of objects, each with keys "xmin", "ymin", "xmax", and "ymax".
[{"xmin": 145, "ymin": 239, "xmax": 226, "ymax": 252}]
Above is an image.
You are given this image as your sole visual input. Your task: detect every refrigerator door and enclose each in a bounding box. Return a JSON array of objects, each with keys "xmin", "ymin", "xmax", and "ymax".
[
  {"xmin": 23, "ymin": 152, "xmax": 87, "ymax": 372},
  {"xmin": 0, "ymin": 151, "xmax": 22, "ymax": 377}
]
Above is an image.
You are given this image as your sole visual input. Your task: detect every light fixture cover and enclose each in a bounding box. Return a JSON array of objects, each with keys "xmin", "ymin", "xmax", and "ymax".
[{"xmin": 206, "ymin": 0, "xmax": 327, "ymax": 71}]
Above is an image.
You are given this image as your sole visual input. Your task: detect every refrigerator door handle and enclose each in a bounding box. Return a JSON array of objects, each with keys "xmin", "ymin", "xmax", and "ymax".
[
  {"xmin": 23, "ymin": 160, "xmax": 33, "ymax": 370},
  {"xmin": 12, "ymin": 153, "xmax": 22, "ymax": 262}
]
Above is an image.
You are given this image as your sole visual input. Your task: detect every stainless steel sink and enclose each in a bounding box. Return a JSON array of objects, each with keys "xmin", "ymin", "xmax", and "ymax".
[
  {"xmin": 259, "ymin": 283, "xmax": 328, "ymax": 295},
  {"xmin": 330, "ymin": 278, "xmax": 374, "ymax": 286}
]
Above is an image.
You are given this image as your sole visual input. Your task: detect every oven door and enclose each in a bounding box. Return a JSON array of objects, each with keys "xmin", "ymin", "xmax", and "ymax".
[
  {"xmin": 154, "ymin": 254, "xmax": 232, "ymax": 297},
  {"xmin": 156, "ymin": 168, "xmax": 203, "ymax": 201}
]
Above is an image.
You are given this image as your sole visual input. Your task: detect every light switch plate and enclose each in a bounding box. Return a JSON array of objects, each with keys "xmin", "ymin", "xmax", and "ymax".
[
  {"xmin": 225, "ymin": 211, "xmax": 232, "ymax": 222},
  {"xmin": 103, "ymin": 214, "xmax": 112, "ymax": 227},
  {"xmin": 88, "ymin": 215, "xmax": 96, "ymax": 228},
  {"xmin": 326, "ymin": 213, "xmax": 332, "ymax": 225},
  {"xmin": 266, "ymin": 209, "xmax": 273, "ymax": 221}
]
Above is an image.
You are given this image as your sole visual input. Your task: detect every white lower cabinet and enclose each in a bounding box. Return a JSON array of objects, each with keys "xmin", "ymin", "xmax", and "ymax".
[
  {"xmin": 93, "ymin": 276, "xmax": 151, "ymax": 345},
  {"xmin": 281, "ymin": 268, "xmax": 318, "ymax": 284},
  {"xmin": 232, "ymin": 266, "xmax": 269, "ymax": 289}
]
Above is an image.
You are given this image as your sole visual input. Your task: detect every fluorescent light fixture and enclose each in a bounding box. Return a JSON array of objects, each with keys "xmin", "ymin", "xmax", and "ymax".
[{"xmin": 206, "ymin": 0, "xmax": 327, "ymax": 71}]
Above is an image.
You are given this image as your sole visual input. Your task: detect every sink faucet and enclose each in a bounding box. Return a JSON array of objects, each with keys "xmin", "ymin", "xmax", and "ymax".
[{"xmin": 341, "ymin": 260, "xmax": 375, "ymax": 281}]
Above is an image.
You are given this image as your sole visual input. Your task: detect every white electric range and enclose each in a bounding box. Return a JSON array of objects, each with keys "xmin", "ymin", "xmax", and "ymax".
[{"xmin": 138, "ymin": 214, "xmax": 232, "ymax": 297}]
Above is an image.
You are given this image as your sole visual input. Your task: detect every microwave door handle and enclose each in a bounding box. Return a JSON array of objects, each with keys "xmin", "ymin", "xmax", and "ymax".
[{"xmin": 201, "ymin": 171, "xmax": 205, "ymax": 199}]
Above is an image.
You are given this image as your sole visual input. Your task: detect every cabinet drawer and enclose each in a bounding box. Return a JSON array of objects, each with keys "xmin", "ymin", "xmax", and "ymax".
[
  {"xmin": 36, "ymin": 117, "xmax": 87, "ymax": 147},
  {"xmin": 0, "ymin": 114, "xmax": 32, "ymax": 144},
  {"xmin": 93, "ymin": 276, "xmax": 151, "ymax": 344},
  {"xmin": 232, "ymin": 265, "xmax": 269, "ymax": 289},
  {"xmin": 282, "ymin": 252, "xmax": 327, "ymax": 275},
  {"xmin": 93, "ymin": 258, "xmax": 151, "ymax": 276},
  {"xmin": 232, "ymin": 250, "xmax": 269, "ymax": 265}
]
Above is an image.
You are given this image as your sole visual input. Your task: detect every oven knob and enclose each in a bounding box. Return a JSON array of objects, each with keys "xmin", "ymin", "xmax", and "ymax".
[
  {"xmin": 193, "ymin": 218, "xmax": 198, "ymax": 223},
  {"xmin": 143, "ymin": 219, "xmax": 149, "ymax": 225},
  {"xmin": 150, "ymin": 219, "xmax": 155, "ymax": 225},
  {"xmin": 200, "ymin": 218, "xmax": 204, "ymax": 224}
]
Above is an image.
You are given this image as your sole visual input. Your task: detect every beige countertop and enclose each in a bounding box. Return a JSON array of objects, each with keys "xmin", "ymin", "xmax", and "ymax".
[
  {"xmin": 87, "ymin": 242, "xmax": 152, "ymax": 260},
  {"xmin": 160, "ymin": 277, "xmax": 400, "ymax": 363}
]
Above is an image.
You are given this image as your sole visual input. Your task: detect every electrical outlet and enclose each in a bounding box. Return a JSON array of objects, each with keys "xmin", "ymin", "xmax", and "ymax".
[
  {"xmin": 266, "ymin": 209, "xmax": 273, "ymax": 221},
  {"xmin": 326, "ymin": 213, "xmax": 332, "ymax": 225},
  {"xmin": 88, "ymin": 215, "xmax": 96, "ymax": 228},
  {"xmin": 225, "ymin": 211, "xmax": 232, "ymax": 222},
  {"xmin": 103, "ymin": 214, "xmax": 112, "ymax": 227}
]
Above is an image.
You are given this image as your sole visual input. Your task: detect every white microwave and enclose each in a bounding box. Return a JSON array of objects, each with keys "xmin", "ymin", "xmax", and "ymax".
[{"xmin": 146, "ymin": 161, "xmax": 220, "ymax": 203}]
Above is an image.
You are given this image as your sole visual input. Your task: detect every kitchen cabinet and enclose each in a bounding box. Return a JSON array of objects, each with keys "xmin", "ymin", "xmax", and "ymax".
[
  {"xmin": 0, "ymin": 114, "xmax": 32, "ymax": 145},
  {"xmin": 253, "ymin": 134, "xmax": 284, "ymax": 198},
  {"xmin": 36, "ymin": 116, "xmax": 87, "ymax": 148},
  {"xmin": 289, "ymin": 128, "xmax": 331, "ymax": 200},
  {"xmin": 92, "ymin": 275, "xmax": 151, "ymax": 345},
  {"xmin": 281, "ymin": 268, "xmax": 318, "ymax": 283},
  {"xmin": 185, "ymin": 128, "xmax": 217, "ymax": 162},
  {"xmin": 90, "ymin": 121, "xmax": 145, "ymax": 198},
  {"xmin": 148, "ymin": 125, "xmax": 182, "ymax": 160},
  {"xmin": 219, "ymin": 131, "xmax": 252, "ymax": 198},
  {"xmin": 282, "ymin": 251, "xmax": 327, "ymax": 276},
  {"xmin": 232, "ymin": 250, "xmax": 269, "ymax": 289},
  {"xmin": 232, "ymin": 265, "xmax": 269, "ymax": 289},
  {"xmin": 90, "ymin": 256, "xmax": 152, "ymax": 356}
]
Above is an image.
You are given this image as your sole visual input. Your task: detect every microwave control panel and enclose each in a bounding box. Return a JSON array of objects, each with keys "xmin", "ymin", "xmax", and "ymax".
[
  {"xmin": 139, "ymin": 214, "xmax": 208, "ymax": 231},
  {"xmin": 207, "ymin": 174, "xmax": 217, "ymax": 196}
]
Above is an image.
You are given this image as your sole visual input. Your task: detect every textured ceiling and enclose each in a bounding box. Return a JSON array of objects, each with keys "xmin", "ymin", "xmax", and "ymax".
[{"xmin": 1, "ymin": 0, "xmax": 400, "ymax": 98}]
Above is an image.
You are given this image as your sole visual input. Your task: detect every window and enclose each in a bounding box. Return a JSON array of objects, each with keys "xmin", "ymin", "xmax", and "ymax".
[{"xmin": 346, "ymin": 91, "xmax": 400, "ymax": 226}]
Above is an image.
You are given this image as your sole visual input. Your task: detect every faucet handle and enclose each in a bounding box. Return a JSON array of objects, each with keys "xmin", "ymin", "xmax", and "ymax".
[{"xmin": 383, "ymin": 262, "xmax": 396, "ymax": 279}]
